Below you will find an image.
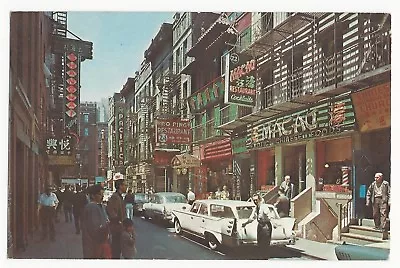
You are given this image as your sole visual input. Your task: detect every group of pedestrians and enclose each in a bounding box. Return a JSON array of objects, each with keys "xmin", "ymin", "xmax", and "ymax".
[{"xmin": 38, "ymin": 180, "xmax": 137, "ymax": 259}]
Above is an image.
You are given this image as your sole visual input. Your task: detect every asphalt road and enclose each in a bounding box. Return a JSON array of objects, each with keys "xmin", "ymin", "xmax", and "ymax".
[{"xmin": 133, "ymin": 216, "xmax": 310, "ymax": 260}]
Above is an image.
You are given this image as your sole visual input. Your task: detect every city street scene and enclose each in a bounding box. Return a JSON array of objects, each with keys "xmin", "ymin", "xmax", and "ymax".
[{"xmin": 7, "ymin": 10, "xmax": 391, "ymax": 261}]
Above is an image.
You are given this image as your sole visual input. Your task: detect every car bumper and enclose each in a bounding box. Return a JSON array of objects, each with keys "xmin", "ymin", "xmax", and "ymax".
[{"xmin": 238, "ymin": 236, "xmax": 296, "ymax": 246}]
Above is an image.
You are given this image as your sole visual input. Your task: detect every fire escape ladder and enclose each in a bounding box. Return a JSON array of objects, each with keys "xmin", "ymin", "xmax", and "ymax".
[{"xmin": 357, "ymin": 13, "xmax": 389, "ymax": 76}]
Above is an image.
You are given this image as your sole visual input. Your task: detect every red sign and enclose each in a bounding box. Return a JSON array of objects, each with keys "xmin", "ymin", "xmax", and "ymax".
[
  {"xmin": 351, "ymin": 83, "xmax": 390, "ymax": 132},
  {"xmin": 154, "ymin": 151, "xmax": 177, "ymax": 166},
  {"xmin": 155, "ymin": 118, "xmax": 192, "ymax": 144},
  {"xmin": 202, "ymin": 138, "xmax": 232, "ymax": 161}
]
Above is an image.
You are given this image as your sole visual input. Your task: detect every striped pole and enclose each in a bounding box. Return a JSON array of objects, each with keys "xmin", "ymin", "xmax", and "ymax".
[{"xmin": 341, "ymin": 166, "xmax": 350, "ymax": 187}]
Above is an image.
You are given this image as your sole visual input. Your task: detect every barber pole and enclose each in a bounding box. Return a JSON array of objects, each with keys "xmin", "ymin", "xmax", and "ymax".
[{"xmin": 341, "ymin": 166, "xmax": 350, "ymax": 187}]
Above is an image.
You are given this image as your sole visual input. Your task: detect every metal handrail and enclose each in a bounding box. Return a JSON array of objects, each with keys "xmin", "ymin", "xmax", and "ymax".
[{"xmin": 337, "ymin": 199, "xmax": 353, "ymax": 240}]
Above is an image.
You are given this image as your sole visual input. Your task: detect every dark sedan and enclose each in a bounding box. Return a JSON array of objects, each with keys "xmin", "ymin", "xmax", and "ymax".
[{"xmin": 133, "ymin": 193, "xmax": 149, "ymax": 216}]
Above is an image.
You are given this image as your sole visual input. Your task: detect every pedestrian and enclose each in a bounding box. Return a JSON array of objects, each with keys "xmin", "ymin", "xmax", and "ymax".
[
  {"xmin": 54, "ymin": 187, "xmax": 64, "ymax": 223},
  {"xmin": 274, "ymin": 189, "xmax": 290, "ymax": 217},
  {"xmin": 81, "ymin": 184, "xmax": 111, "ymax": 259},
  {"xmin": 242, "ymin": 193, "xmax": 273, "ymax": 259},
  {"xmin": 221, "ymin": 185, "xmax": 230, "ymax": 200},
  {"xmin": 63, "ymin": 185, "xmax": 74, "ymax": 223},
  {"xmin": 124, "ymin": 189, "xmax": 135, "ymax": 220},
  {"xmin": 38, "ymin": 186, "xmax": 59, "ymax": 242},
  {"xmin": 280, "ymin": 175, "xmax": 294, "ymax": 199},
  {"xmin": 121, "ymin": 218, "xmax": 137, "ymax": 259},
  {"xmin": 187, "ymin": 188, "xmax": 195, "ymax": 205},
  {"xmin": 72, "ymin": 184, "xmax": 88, "ymax": 234},
  {"xmin": 106, "ymin": 179, "xmax": 127, "ymax": 259},
  {"xmin": 215, "ymin": 187, "xmax": 222, "ymax": 200},
  {"xmin": 366, "ymin": 172, "xmax": 391, "ymax": 231}
]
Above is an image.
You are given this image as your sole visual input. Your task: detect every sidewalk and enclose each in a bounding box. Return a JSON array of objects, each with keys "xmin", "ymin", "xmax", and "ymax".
[
  {"xmin": 12, "ymin": 219, "xmax": 83, "ymax": 259},
  {"xmin": 286, "ymin": 238, "xmax": 339, "ymax": 260}
]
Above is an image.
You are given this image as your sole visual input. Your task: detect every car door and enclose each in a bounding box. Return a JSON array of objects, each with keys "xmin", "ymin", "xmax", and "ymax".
[
  {"xmin": 266, "ymin": 205, "xmax": 296, "ymax": 240},
  {"xmin": 185, "ymin": 202, "xmax": 202, "ymax": 233},
  {"xmin": 218, "ymin": 206, "xmax": 238, "ymax": 247},
  {"xmin": 198, "ymin": 203, "xmax": 210, "ymax": 235},
  {"xmin": 152, "ymin": 195, "xmax": 163, "ymax": 218}
]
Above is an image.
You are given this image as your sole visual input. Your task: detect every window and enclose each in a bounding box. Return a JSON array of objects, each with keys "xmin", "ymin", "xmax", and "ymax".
[
  {"xmin": 236, "ymin": 206, "xmax": 254, "ymax": 219},
  {"xmin": 84, "ymin": 128, "xmax": 89, "ymax": 136},
  {"xmin": 190, "ymin": 202, "xmax": 201, "ymax": 213},
  {"xmin": 199, "ymin": 204, "xmax": 209, "ymax": 215},
  {"xmin": 183, "ymin": 39, "xmax": 188, "ymax": 67},
  {"xmin": 83, "ymin": 113, "xmax": 89, "ymax": 123}
]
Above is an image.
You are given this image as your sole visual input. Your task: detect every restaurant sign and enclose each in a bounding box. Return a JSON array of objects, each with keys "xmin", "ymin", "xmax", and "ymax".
[
  {"xmin": 247, "ymin": 96, "xmax": 355, "ymax": 149},
  {"xmin": 155, "ymin": 118, "xmax": 191, "ymax": 144},
  {"xmin": 225, "ymin": 53, "xmax": 256, "ymax": 107},
  {"xmin": 351, "ymin": 83, "xmax": 390, "ymax": 132},
  {"xmin": 202, "ymin": 138, "xmax": 232, "ymax": 161},
  {"xmin": 188, "ymin": 76, "xmax": 224, "ymax": 113}
]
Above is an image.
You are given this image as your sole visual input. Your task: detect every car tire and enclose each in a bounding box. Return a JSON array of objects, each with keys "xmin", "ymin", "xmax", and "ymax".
[
  {"xmin": 174, "ymin": 220, "xmax": 182, "ymax": 235},
  {"xmin": 207, "ymin": 235, "xmax": 220, "ymax": 250},
  {"xmin": 144, "ymin": 210, "xmax": 149, "ymax": 220}
]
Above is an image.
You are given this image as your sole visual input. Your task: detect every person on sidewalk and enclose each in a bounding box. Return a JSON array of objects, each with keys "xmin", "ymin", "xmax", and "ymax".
[
  {"xmin": 72, "ymin": 185, "xmax": 88, "ymax": 234},
  {"xmin": 38, "ymin": 186, "xmax": 59, "ymax": 242},
  {"xmin": 124, "ymin": 189, "xmax": 135, "ymax": 220},
  {"xmin": 63, "ymin": 186, "xmax": 74, "ymax": 223},
  {"xmin": 187, "ymin": 188, "xmax": 195, "ymax": 205},
  {"xmin": 106, "ymin": 179, "xmax": 127, "ymax": 259},
  {"xmin": 221, "ymin": 185, "xmax": 230, "ymax": 200},
  {"xmin": 274, "ymin": 189, "xmax": 290, "ymax": 217},
  {"xmin": 366, "ymin": 172, "xmax": 391, "ymax": 231},
  {"xmin": 81, "ymin": 184, "xmax": 110, "ymax": 259},
  {"xmin": 280, "ymin": 175, "xmax": 294, "ymax": 200},
  {"xmin": 242, "ymin": 193, "xmax": 273, "ymax": 259},
  {"xmin": 215, "ymin": 187, "xmax": 222, "ymax": 200},
  {"xmin": 121, "ymin": 218, "xmax": 137, "ymax": 259},
  {"xmin": 54, "ymin": 187, "xmax": 64, "ymax": 223}
]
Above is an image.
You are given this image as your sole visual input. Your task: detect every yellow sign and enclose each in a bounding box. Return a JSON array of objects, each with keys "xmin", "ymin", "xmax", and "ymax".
[
  {"xmin": 352, "ymin": 83, "xmax": 390, "ymax": 132},
  {"xmin": 48, "ymin": 155, "xmax": 75, "ymax": 166}
]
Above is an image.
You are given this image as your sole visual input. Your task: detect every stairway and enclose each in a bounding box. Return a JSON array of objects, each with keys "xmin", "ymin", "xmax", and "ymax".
[{"xmin": 341, "ymin": 219, "xmax": 390, "ymax": 246}]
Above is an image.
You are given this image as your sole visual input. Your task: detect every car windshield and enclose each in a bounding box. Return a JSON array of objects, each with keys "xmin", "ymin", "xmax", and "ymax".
[
  {"xmin": 236, "ymin": 206, "xmax": 255, "ymax": 219},
  {"xmin": 135, "ymin": 194, "xmax": 148, "ymax": 201},
  {"xmin": 165, "ymin": 195, "xmax": 187, "ymax": 203}
]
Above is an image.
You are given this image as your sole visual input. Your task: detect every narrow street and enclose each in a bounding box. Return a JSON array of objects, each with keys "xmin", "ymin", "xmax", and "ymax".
[{"xmin": 14, "ymin": 214, "xmax": 310, "ymax": 260}]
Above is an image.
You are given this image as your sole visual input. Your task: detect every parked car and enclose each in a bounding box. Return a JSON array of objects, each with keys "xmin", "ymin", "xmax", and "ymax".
[
  {"xmin": 172, "ymin": 199, "xmax": 296, "ymax": 250},
  {"xmin": 133, "ymin": 193, "xmax": 149, "ymax": 216},
  {"xmin": 143, "ymin": 192, "xmax": 188, "ymax": 223}
]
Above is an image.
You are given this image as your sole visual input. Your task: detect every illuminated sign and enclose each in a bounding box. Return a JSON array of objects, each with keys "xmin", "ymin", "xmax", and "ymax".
[
  {"xmin": 64, "ymin": 51, "xmax": 80, "ymax": 136},
  {"xmin": 226, "ymin": 53, "xmax": 256, "ymax": 107}
]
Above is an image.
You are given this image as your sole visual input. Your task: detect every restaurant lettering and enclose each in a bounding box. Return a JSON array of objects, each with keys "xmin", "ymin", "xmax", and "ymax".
[
  {"xmin": 247, "ymin": 97, "xmax": 356, "ymax": 149},
  {"xmin": 156, "ymin": 118, "xmax": 191, "ymax": 144}
]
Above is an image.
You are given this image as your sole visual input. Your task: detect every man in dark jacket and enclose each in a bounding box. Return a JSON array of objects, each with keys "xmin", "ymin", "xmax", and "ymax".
[
  {"xmin": 124, "ymin": 189, "xmax": 135, "ymax": 220},
  {"xmin": 274, "ymin": 189, "xmax": 290, "ymax": 217},
  {"xmin": 106, "ymin": 179, "xmax": 127, "ymax": 259},
  {"xmin": 63, "ymin": 186, "xmax": 74, "ymax": 223},
  {"xmin": 72, "ymin": 185, "xmax": 88, "ymax": 234},
  {"xmin": 366, "ymin": 172, "xmax": 391, "ymax": 231}
]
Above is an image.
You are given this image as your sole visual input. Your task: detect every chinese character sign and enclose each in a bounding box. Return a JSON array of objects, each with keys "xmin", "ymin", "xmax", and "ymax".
[
  {"xmin": 45, "ymin": 135, "xmax": 75, "ymax": 156},
  {"xmin": 226, "ymin": 53, "xmax": 257, "ymax": 107}
]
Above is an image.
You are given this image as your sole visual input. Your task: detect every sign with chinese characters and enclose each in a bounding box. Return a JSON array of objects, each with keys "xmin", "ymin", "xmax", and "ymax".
[
  {"xmin": 351, "ymin": 82, "xmax": 390, "ymax": 132},
  {"xmin": 64, "ymin": 51, "xmax": 80, "ymax": 136},
  {"xmin": 45, "ymin": 135, "xmax": 75, "ymax": 156},
  {"xmin": 247, "ymin": 96, "xmax": 356, "ymax": 149},
  {"xmin": 155, "ymin": 118, "xmax": 191, "ymax": 144},
  {"xmin": 188, "ymin": 76, "xmax": 225, "ymax": 113},
  {"xmin": 226, "ymin": 53, "xmax": 257, "ymax": 107},
  {"xmin": 232, "ymin": 137, "xmax": 248, "ymax": 154}
]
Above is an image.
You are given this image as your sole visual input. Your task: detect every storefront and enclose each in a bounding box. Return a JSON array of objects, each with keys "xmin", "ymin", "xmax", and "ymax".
[
  {"xmin": 171, "ymin": 153, "xmax": 201, "ymax": 195},
  {"xmin": 247, "ymin": 95, "xmax": 356, "ymax": 198},
  {"xmin": 232, "ymin": 136, "xmax": 251, "ymax": 200},
  {"xmin": 201, "ymin": 138, "xmax": 233, "ymax": 198},
  {"xmin": 351, "ymin": 82, "xmax": 391, "ymax": 219},
  {"xmin": 153, "ymin": 150, "xmax": 178, "ymax": 192}
]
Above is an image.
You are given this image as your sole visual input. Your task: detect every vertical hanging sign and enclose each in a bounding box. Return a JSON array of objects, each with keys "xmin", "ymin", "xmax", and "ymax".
[
  {"xmin": 225, "ymin": 53, "xmax": 257, "ymax": 107},
  {"xmin": 64, "ymin": 50, "xmax": 80, "ymax": 137}
]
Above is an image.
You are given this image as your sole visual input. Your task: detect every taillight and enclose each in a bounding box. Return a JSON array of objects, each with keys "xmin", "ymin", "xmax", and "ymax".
[{"xmin": 233, "ymin": 218, "xmax": 237, "ymax": 235}]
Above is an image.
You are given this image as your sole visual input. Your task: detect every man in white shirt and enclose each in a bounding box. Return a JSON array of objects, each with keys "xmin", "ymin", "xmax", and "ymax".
[
  {"xmin": 38, "ymin": 186, "xmax": 59, "ymax": 241},
  {"xmin": 242, "ymin": 193, "xmax": 273, "ymax": 258},
  {"xmin": 187, "ymin": 188, "xmax": 195, "ymax": 205},
  {"xmin": 280, "ymin": 175, "xmax": 294, "ymax": 200}
]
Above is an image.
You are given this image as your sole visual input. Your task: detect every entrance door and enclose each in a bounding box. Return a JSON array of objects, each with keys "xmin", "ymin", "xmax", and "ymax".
[{"xmin": 284, "ymin": 145, "xmax": 306, "ymax": 197}]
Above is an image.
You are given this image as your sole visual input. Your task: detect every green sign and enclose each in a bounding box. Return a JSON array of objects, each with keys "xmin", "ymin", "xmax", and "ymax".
[
  {"xmin": 232, "ymin": 137, "xmax": 248, "ymax": 154},
  {"xmin": 247, "ymin": 96, "xmax": 356, "ymax": 149},
  {"xmin": 188, "ymin": 77, "xmax": 225, "ymax": 113}
]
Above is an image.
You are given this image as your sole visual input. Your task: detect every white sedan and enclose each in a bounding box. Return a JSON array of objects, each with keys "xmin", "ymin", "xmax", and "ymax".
[
  {"xmin": 172, "ymin": 199, "xmax": 296, "ymax": 250},
  {"xmin": 143, "ymin": 192, "xmax": 188, "ymax": 223}
]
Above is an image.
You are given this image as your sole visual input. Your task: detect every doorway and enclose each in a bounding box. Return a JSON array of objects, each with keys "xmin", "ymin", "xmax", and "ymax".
[{"xmin": 284, "ymin": 144, "xmax": 306, "ymax": 196}]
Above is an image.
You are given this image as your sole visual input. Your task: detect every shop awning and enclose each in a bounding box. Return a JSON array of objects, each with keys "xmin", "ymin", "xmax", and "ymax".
[{"xmin": 171, "ymin": 153, "xmax": 201, "ymax": 169}]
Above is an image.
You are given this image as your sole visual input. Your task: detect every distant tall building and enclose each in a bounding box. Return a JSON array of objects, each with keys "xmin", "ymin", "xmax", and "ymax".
[
  {"xmin": 79, "ymin": 102, "xmax": 98, "ymax": 184},
  {"xmin": 97, "ymin": 97, "xmax": 110, "ymax": 123}
]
